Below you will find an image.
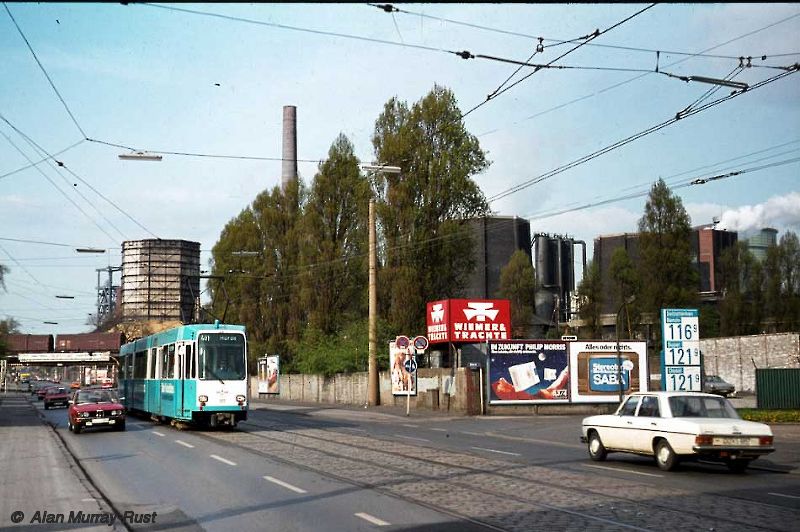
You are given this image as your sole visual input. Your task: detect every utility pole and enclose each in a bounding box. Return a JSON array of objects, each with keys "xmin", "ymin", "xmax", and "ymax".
[{"xmin": 368, "ymin": 198, "xmax": 379, "ymax": 406}]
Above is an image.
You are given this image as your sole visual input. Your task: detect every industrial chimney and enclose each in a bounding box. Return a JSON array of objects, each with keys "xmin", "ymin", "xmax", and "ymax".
[{"xmin": 281, "ymin": 105, "xmax": 297, "ymax": 191}]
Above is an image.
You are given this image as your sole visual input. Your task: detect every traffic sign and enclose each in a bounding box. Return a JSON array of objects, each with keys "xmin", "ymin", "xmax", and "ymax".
[
  {"xmin": 412, "ymin": 335, "xmax": 429, "ymax": 351},
  {"xmin": 396, "ymin": 336, "xmax": 410, "ymax": 349},
  {"xmin": 403, "ymin": 358, "xmax": 417, "ymax": 374}
]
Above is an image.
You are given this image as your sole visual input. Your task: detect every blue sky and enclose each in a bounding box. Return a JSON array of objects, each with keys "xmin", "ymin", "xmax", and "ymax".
[{"xmin": 1, "ymin": 3, "xmax": 798, "ymax": 335}]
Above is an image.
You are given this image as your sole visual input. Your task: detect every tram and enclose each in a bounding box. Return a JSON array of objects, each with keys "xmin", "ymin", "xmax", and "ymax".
[{"xmin": 119, "ymin": 322, "xmax": 248, "ymax": 428}]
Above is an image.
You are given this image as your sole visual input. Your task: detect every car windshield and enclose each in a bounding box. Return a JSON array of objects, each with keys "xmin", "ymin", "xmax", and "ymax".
[
  {"xmin": 48, "ymin": 388, "xmax": 66, "ymax": 394},
  {"xmin": 668, "ymin": 395, "xmax": 740, "ymax": 419},
  {"xmin": 705, "ymin": 375, "xmax": 723, "ymax": 382},
  {"xmin": 75, "ymin": 391, "xmax": 117, "ymax": 404}
]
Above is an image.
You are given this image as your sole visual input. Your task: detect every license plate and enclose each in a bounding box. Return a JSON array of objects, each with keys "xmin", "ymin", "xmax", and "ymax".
[
  {"xmin": 713, "ymin": 437, "xmax": 757, "ymax": 446},
  {"xmin": 91, "ymin": 418, "xmax": 109, "ymax": 424}
]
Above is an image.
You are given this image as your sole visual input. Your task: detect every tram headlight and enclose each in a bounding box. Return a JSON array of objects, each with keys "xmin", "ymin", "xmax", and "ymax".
[
  {"xmin": 198, "ymin": 395, "xmax": 208, "ymax": 403},
  {"xmin": 236, "ymin": 395, "xmax": 246, "ymax": 403}
]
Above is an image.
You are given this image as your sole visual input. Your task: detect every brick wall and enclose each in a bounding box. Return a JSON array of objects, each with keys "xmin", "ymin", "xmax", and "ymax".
[{"xmin": 701, "ymin": 333, "xmax": 800, "ymax": 393}]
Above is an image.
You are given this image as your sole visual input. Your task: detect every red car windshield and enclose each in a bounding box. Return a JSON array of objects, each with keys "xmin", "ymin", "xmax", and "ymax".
[
  {"xmin": 47, "ymin": 388, "xmax": 67, "ymax": 395},
  {"xmin": 75, "ymin": 391, "xmax": 118, "ymax": 405}
]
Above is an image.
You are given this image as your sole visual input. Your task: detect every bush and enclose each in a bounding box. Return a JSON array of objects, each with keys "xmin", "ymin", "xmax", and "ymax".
[{"xmin": 738, "ymin": 408, "xmax": 800, "ymax": 423}]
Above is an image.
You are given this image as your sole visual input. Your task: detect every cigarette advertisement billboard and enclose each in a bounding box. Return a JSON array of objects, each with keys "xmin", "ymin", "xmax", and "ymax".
[
  {"xmin": 569, "ymin": 341, "xmax": 648, "ymax": 403},
  {"xmin": 488, "ymin": 340, "xmax": 569, "ymax": 404},
  {"xmin": 257, "ymin": 355, "xmax": 280, "ymax": 394}
]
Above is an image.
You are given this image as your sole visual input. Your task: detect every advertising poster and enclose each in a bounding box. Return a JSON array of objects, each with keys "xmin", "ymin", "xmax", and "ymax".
[
  {"xmin": 488, "ymin": 340, "xmax": 569, "ymax": 404},
  {"xmin": 569, "ymin": 341, "xmax": 648, "ymax": 403},
  {"xmin": 390, "ymin": 341, "xmax": 416, "ymax": 396},
  {"xmin": 257, "ymin": 356, "xmax": 280, "ymax": 394}
]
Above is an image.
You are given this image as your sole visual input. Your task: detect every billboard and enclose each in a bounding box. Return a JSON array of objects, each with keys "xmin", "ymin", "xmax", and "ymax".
[
  {"xmin": 426, "ymin": 299, "xmax": 511, "ymax": 344},
  {"xmin": 390, "ymin": 341, "xmax": 417, "ymax": 396},
  {"xmin": 488, "ymin": 340, "xmax": 569, "ymax": 404},
  {"xmin": 569, "ymin": 341, "xmax": 648, "ymax": 403},
  {"xmin": 257, "ymin": 356, "xmax": 280, "ymax": 394}
]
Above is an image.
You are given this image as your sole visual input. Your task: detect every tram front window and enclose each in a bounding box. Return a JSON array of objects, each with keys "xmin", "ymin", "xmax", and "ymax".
[{"xmin": 198, "ymin": 333, "xmax": 246, "ymax": 381}]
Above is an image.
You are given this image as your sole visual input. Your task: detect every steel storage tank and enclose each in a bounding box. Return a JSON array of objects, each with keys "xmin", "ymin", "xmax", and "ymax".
[{"xmin": 121, "ymin": 239, "xmax": 200, "ymax": 322}]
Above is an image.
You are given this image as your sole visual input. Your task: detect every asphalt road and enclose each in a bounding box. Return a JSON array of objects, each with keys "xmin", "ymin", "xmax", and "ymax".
[{"xmin": 32, "ymin": 397, "xmax": 800, "ymax": 532}]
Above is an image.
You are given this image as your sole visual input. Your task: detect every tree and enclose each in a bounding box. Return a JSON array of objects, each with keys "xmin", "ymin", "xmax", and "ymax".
[
  {"xmin": 577, "ymin": 261, "xmax": 604, "ymax": 339},
  {"xmin": 609, "ymin": 247, "xmax": 640, "ymax": 337},
  {"xmin": 498, "ymin": 250, "xmax": 535, "ymax": 338},
  {"xmin": 299, "ymin": 134, "xmax": 370, "ymax": 335},
  {"xmin": 0, "ymin": 317, "xmax": 20, "ymax": 358},
  {"xmin": 637, "ymin": 179, "xmax": 698, "ymax": 331},
  {"xmin": 764, "ymin": 230, "xmax": 800, "ymax": 332},
  {"xmin": 0, "ymin": 263, "xmax": 8, "ymax": 291},
  {"xmin": 371, "ymin": 85, "xmax": 490, "ymax": 332},
  {"xmin": 718, "ymin": 242, "xmax": 765, "ymax": 336}
]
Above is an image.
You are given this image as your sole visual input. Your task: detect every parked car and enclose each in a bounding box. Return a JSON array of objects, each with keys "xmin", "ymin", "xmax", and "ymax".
[
  {"xmin": 581, "ymin": 391, "xmax": 774, "ymax": 472},
  {"xmin": 68, "ymin": 389, "xmax": 126, "ymax": 434},
  {"xmin": 44, "ymin": 386, "xmax": 70, "ymax": 409},
  {"xmin": 70, "ymin": 381, "xmax": 81, "ymax": 390},
  {"xmin": 703, "ymin": 375, "xmax": 735, "ymax": 397}
]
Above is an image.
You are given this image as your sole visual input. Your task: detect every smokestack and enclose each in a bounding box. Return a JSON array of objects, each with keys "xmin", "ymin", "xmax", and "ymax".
[{"xmin": 281, "ymin": 105, "xmax": 297, "ymax": 191}]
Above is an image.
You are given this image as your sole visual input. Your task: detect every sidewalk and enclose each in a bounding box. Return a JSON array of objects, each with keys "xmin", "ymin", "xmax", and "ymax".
[{"xmin": 0, "ymin": 391, "xmax": 126, "ymax": 531}]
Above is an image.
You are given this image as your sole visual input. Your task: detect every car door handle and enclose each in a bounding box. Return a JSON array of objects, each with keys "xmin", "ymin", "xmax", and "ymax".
[
  {"xmin": 626, "ymin": 421, "xmax": 633, "ymax": 425},
  {"xmin": 650, "ymin": 422, "xmax": 657, "ymax": 426}
]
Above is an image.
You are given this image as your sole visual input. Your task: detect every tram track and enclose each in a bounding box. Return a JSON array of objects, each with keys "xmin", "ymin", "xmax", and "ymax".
[{"xmin": 188, "ymin": 413, "xmax": 794, "ymax": 532}]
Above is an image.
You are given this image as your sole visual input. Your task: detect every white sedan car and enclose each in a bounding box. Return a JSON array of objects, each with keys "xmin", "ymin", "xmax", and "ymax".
[{"xmin": 580, "ymin": 391, "xmax": 774, "ymax": 472}]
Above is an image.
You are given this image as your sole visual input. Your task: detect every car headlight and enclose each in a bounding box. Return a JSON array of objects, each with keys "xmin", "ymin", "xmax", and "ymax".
[
  {"xmin": 79, "ymin": 412, "xmax": 90, "ymax": 418},
  {"xmin": 111, "ymin": 410, "xmax": 121, "ymax": 416}
]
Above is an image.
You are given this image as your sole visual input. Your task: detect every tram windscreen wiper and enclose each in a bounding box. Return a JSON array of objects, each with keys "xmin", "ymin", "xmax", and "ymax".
[{"xmin": 206, "ymin": 367, "xmax": 225, "ymax": 385}]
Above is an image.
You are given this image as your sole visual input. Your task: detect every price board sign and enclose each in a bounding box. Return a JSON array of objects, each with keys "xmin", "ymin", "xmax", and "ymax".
[{"xmin": 661, "ymin": 309, "xmax": 702, "ymax": 391}]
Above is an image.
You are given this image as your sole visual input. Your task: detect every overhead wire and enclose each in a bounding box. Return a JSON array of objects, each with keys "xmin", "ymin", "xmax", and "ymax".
[
  {"xmin": 0, "ymin": 139, "xmax": 86, "ymax": 181},
  {"xmin": 374, "ymin": 3, "xmax": 800, "ymax": 61},
  {"xmin": 3, "ymin": 3, "xmax": 88, "ymax": 139},
  {"xmin": 487, "ymin": 66, "xmax": 799, "ymax": 204},
  {"xmin": 1, "ymin": 115, "xmax": 160, "ymax": 240},
  {"xmin": 479, "ymin": 10, "xmax": 800, "ymax": 136},
  {"xmin": 460, "ymin": 3, "xmax": 657, "ymax": 118}
]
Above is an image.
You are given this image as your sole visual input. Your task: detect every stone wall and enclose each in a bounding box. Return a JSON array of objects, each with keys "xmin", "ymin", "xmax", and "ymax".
[
  {"xmin": 250, "ymin": 367, "xmax": 471, "ymax": 414},
  {"xmin": 701, "ymin": 332, "xmax": 800, "ymax": 393}
]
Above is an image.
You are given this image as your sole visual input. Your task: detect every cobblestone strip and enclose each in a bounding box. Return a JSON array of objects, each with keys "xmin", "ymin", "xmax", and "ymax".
[
  {"xmin": 243, "ymin": 421, "xmax": 798, "ymax": 531},
  {"xmin": 201, "ymin": 420, "xmax": 794, "ymax": 532}
]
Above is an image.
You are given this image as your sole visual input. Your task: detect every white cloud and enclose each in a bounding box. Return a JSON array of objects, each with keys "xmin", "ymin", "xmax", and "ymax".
[{"xmin": 716, "ymin": 192, "xmax": 800, "ymax": 234}]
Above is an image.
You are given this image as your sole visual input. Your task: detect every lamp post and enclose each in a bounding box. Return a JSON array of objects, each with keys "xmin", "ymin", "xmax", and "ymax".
[
  {"xmin": 118, "ymin": 151, "xmax": 163, "ymax": 161},
  {"xmin": 362, "ymin": 163, "xmax": 401, "ymax": 407},
  {"xmin": 615, "ymin": 295, "xmax": 636, "ymax": 404}
]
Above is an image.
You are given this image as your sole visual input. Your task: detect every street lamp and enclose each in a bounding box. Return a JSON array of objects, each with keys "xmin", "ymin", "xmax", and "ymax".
[
  {"xmin": 615, "ymin": 295, "xmax": 636, "ymax": 404},
  {"xmin": 118, "ymin": 150, "xmax": 163, "ymax": 161},
  {"xmin": 361, "ymin": 163, "xmax": 402, "ymax": 407},
  {"xmin": 75, "ymin": 247, "xmax": 106, "ymax": 254}
]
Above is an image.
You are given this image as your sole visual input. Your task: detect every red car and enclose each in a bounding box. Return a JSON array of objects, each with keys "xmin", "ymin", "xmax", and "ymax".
[
  {"xmin": 36, "ymin": 383, "xmax": 57, "ymax": 401},
  {"xmin": 68, "ymin": 389, "xmax": 126, "ymax": 434},
  {"xmin": 44, "ymin": 386, "xmax": 70, "ymax": 409}
]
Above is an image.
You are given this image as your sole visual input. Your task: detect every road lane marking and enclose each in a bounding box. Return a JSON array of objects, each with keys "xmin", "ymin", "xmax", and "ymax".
[
  {"xmin": 471, "ymin": 446, "xmax": 520, "ymax": 456},
  {"xmin": 342, "ymin": 427, "xmax": 366, "ymax": 432},
  {"xmin": 81, "ymin": 498, "xmax": 95, "ymax": 502},
  {"xmin": 263, "ymin": 476, "xmax": 307, "ymax": 494},
  {"xmin": 175, "ymin": 440, "xmax": 194, "ymax": 448},
  {"xmin": 210, "ymin": 454, "xmax": 237, "ymax": 466},
  {"xmin": 769, "ymin": 492, "xmax": 800, "ymax": 500},
  {"xmin": 402, "ymin": 424, "xmax": 419, "ymax": 428},
  {"xmin": 152, "ymin": 431, "xmax": 165, "ymax": 437},
  {"xmin": 461, "ymin": 431, "xmax": 484, "ymax": 436},
  {"xmin": 584, "ymin": 464, "xmax": 663, "ymax": 478},
  {"xmin": 355, "ymin": 513, "xmax": 390, "ymax": 526},
  {"xmin": 393, "ymin": 434, "xmax": 430, "ymax": 442},
  {"xmin": 430, "ymin": 428, "xmax": 447, "ymax": 432}
]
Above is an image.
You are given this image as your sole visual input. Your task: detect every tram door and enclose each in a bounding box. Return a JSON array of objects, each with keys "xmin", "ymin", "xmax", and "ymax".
[{"xmin": 177, "ymin": 344, "xmax": 186, "ymax": 418}]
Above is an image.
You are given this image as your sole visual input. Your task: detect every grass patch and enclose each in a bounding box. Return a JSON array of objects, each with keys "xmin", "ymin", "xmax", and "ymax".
[{"xmin": 738, "ymin": 408, "xmax": 800, "ymax": 423}]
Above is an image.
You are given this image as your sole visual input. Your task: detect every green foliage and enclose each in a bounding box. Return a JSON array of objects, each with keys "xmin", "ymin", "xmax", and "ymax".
[
  {"xmin": 637, "ymin": 179, "xmax": 698, "ymax": 337},
  {"xmin": 738, "ymin": 408, "xmax": 800, "ymax": 423},
  {"xmin": 299, "ymin": 134, "xmax": 370, "ymax": 334},
  {"xmin": 291, "ymin": 318, "xmax": 398, "ymax": 376},
  {"xmin": 577, "ymin": 261, "xmax": 604, "ymax": 338},
  {"xmin": 718, "ymin": 242, "xmax": 764, "ymax": 336},
  {"xmin": 609, "ymin": 247, "xmax": 640, "ymax": 337},
  {"xmin": 0, "ymin": 317, "xmax": 20, "ymax": 358},
  {"xmin": 0, "ymin": 263, "xmax": 8, "ymax": 291},
  {"xmin": 371, "ymin": 85, "xmax": 490, "ymax": 333},
  {"xmin": 498, "ymin": 249, "xmax": 535, "ymax": 338},
  {"xmin": 766, "ymin": 231, "xmax": 800, "ymax": 331}
]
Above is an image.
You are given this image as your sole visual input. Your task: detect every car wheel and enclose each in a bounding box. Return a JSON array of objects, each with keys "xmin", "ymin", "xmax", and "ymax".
[
  {"xmin": 115, "ymin": 421, "xmax": 126, "ymax": 431},
  {"xmin": 73, "ymin": 424, "xmax": 82, "ymax": 434},
  {"xmin": 727, "ymin": 459, "xmax": 751, "ymax": 473},
  {"xmin": 655, "ymin": 439, "xmax": 679, "ymax": 471},
  {"xmin": 44, "ymin": 402, "xmax": 50, "ymax": 410},
  {"xmin": 588, "ymin": 431, "xmax": 607, "ymax": 461}
]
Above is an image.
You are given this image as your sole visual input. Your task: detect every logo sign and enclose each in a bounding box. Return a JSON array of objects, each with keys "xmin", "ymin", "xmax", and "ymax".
[
  {"xmin": 426, "ymin": 299, "xmax": 511, "ymax": 344},
  {"xmin": 661, "ymin": 309, "xmax": 702, "ymax": 391},
  {"xmin": 404, "ymin": 358, "xmax": 417, "ymax": 374}
]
